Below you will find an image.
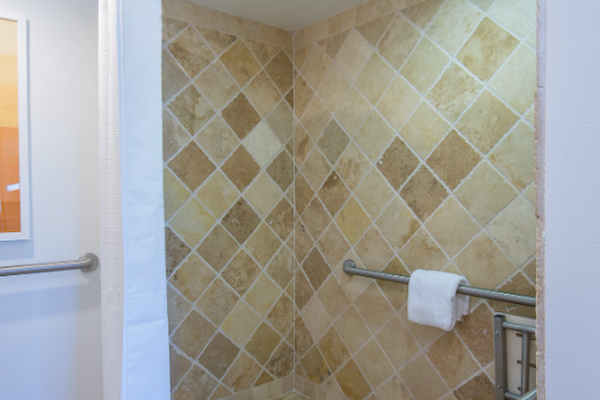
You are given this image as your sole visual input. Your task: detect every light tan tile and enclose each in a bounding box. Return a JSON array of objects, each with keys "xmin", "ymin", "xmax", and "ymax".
[
  {"xmin": 356, "ymin": 14, "xmax": 394, "ymax": 46},
  {"xmin": 378, "ymin": 14, "xmax": 420, "ymax": 69},
  {"xmin": 428, "ymin": 63, "xmax": 482, "ymax": 122},
  {"xmin": 488, "ymin": 197, "xmax": 537, "ymax": 265},
  {"xmin": 169, "ymin": 252, "xmax": 216, "ymax": 303},
  {"xmin": 199, "ymin": 333, "xmax": 240, "ymax": 379},
  {"xmin": 455, "ymin": 162, "xmax": 517, "ymax": 225},
  {"xmin": 400, "ymin": 228, "xmax": 448, "ymax": 271},
  {"xmin": 245, "ymin": 39, "xmax": 281, "ymax": 65},
  {"xmin": 266, "ymin": 198, "xmax": 293, "ymax": 240},
  {"xmin": 162, "ymin": 17, "xmax": 188, "ymax": 42},
  {"xmin": 162, "ymin": 49, "xmax": 189, "ymax": 103},
  {"xmin": 454, "ymin": 304, "xmax": 494, "ymax": 365},
  {"xmin": 267, "ymin": 294, "xmax": 293, "ymax": 335},
  {"xmin": 402, "ymin": 37, "xmax": 449, "ymax": 94},
  {"xmin": 453, "ymin": 372, "xmax": 495, "ymax": 400},
  {"xmin": 491, "ymin": 122, "xmax": 535, "ymax": 189},
  {"xmin": 222, "ymin": 301, "xmax": 260, "ymax": 347},
  {"xmin": 355, "ymin": 169, "xmax": 395, "ymax": 218},
  {"xmin": 244, "ymin": 172, "xmax": 282, "ymax": 218},
  {"xmin": 197, "ymin": 171, "xmax": 238, "ymax": 219},
  {"xmin": 400, "ymin": 167, "xmax": 448, "ymax": 221},
  {"xmin": 318, "ymin": 224, "xmax": 351, "ymax": 268},
  {"xmin": 402, "ymin": 0, "xmax": 444, "ymax": 29},
  {"xmin": 195, "ymin": 62, "xmax": 239, "ymax": 110},
  {"xmin": 378, "ymin": 76, "xmax": 421, "ymax": 130},
  {"xmin": 330, "ymin": 7, "xmax": 357, "ymax": 35},
  {"xmin": 196, "ymin": 26, "xmax": 237, "ymax": 55},
  {"xmin": 267, "ymin": 101, "xmax": 294, "ymax": 143},
  {"xmin": 301, "ymin": 149, "xmax": 332, "ymax": 192},
  {"xmin": 169, "ymin": 199, "xmax": 216, "ymax": 247},
  {"xmin": 454, "ymin": 232, "xmax": 516, "ymax": 288},
  {"xmin": 168, "ymin": 141, "xmax": 216, "ymax": 192},
  {"xmin": 302, "ymin": 97, "xmax": 331, "ymax": 141},
  {"xmin": 488, "ymin": 272, "xmax": 535, "ymax": 318},
  {"xmin": 195, "ymin": 117, "xmax": 239, "ymax": 165},
  {"xmin": 334, "ymin": 86, "xmax": 372, "ymax": 136},
  {"xmin": 489, "ymin": 0, "xmax": 537, "ymax": 37},
  {"xmin": 295, "ymin": 125, "xmax": 314, "ymax": 166},
  {"xmin": 163, "ymin": 109, "xmax": 190, "ymax": 162},
  {"xmin": 457, "ymin": 17, "xmax": 519, "ymax": 81},
  {"xmin": 335, "ymin": 197, "xmax": 372, "ymax": 244},
  {"xmin": 197, "ymin": 278, "xmax": 240, "ymax": 326},
  {"xmin": 267, "ymin": 247, "xmax": 294, "ymax": 289},
  {"xmin": 336, "ymin": 143, "xmax": 371, "ymax": 190},
  {"xmin": 427, "ymin": 331, "xmax": 479, "ymax": 388},
  {"xmin": 171, "ymin": 310, "xmax": 216, "ymax": 358},
  {"xmin": 244, "ymin": 71, "xmax": 281, "ymax": 117},
  {"xmin": 334, "ymin": 306, "xmax": 372, "ymax": 354},
  {"xmin": 318, "ymin": 172, "xmax": 351, "ymax": 216},
  {"xmin": 301, "ymin": 295, "xmax": 332, "ymax": 341},
  {"xmin": 334, "ymin": 360, "xmax": 371, "ymax": 400},
  {"xmin": 427, "ymin": 0, "xmax": 483, "ymax": 55},
  {"xmin": 303, "ymin": 248, "xmax": 333, "ymax": 292},
  {"xmin": 319, "ymin": 31, "xmax": 350, "ymax": 60},
  {"xmin": 375, "ymin": 375, "xmax": 413, "ymax": 400},
  {"xmin": 355, "ymin": 282, "xmax": 395, "ymax": 332},
  {"xmin": 426, "ymin": 198, "xmax": 480, "ymax": 256},
  {"xmin": 355, "ymin": 53, "xmax": 395, "ymax": 105},
  {"xmin": 376, "ymin": 197, "xmax": 420, "ymax": 251},
  {"xmin": 168, "ymin": 85, "xmax": 216, "ymax": 135},
  {"xmin": 317, "ymin": 276, "xmax": 349, "ymax": 321},
  {"xmin": 301, "ymin": 45, "xmax": 332, "ymax": 89},
  {"xmin": 265, "ymin": 51, "xmax": 293, "ymax": 94},
  {"xmin": 173, "ymin": 365, "xmax": 218, "ymax": 400},
  {"xmin": 318, "ymin": 65, "xmax": 352, "ymax": 112},
  {"xmin": 165, "ymin": 229, "xmax": 191, "ymax": 277},
  {"xmin": 302, "ymin": 199, "xmax": 332, "ymax": 241},
  {"xmin": 376, "ymin": 317, "xmax": 419, "ymax": 368},
  {"xmin": 222, "ymin": 353, "xmax": 262, "ymax": 392},
  {"xmin": 354, "ymin": 112, "xmax": 395, "ymax": 161},
  {"xmin": 164, "ymin": 169, "xmax": 191, "ymax": 220},
  {"xmin": 319, "ymin": 328, "xmax": 352, "ymax": 373},
  {"xmin": 169, "ymin": 345, "xmax": 191, "ymax": 390},
  {"xmin": 245, "ymin": 273, "xmax": 281, "ymax": 317},
  {"xmin": 300, "ymin": 346, "xmax": 330, "ymax": 385},
  {"xmin": 524, "ymin": 184, "xmax": 536, "ymax": 205},
  {"xmin": 489, "ymin": 46, "xmax": 537, "ymax": 113},
  {"xmin": 355, "ymin": 339, "xmax": 394, "ymax": 388},
  {"xmin": 245, "ymin": 223, "xmax": 282, "ymax": 266},
  {"xmin": 243, "ymin": 122, "xmax": 282, "ymax": 167},
  {"xmin": 220, "ymin": 41, "xmax": 261, "ymax": 86},
  {"xmin": 400, "ymin": 102, "xmax": 449, "ymax": 158},
  {"xmin": 355, "ymin": 226, "xmax": 395, "ymax": 270},
  {"xmin": 457, "ymin": 90, "xmax": 518, "ymax": 153},
  {"xmin": 335, "ymin": 30, "xmax": 374, "ymax": 81},
  {"xmin": 399, "ymin": 356, "xmax": 448, "ymax": 400},
  {"xmin": 168, "ymin": 27, "xmax": 214, "ymax": 78}
]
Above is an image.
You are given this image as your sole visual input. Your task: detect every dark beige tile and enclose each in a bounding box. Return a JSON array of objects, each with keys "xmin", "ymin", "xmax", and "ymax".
[
  {"xmin": 318, "ymin": 224, "xmax": 350, "ymax": 268},
  {"xmin": 295, "ymin": 269, "xmax": 314, "ymax": 311},
  {"xmin": 376, "ymin": 317, "xmax": 419, "ymax": 368},
  {"xmin": 303, "ymin": 248, "xmax": 332, "ymax": 292},
  {"xmin": 267, "ymin": 101, "xmax": 294, "ymax": 144},
  {"xmin": 168, "ymin": 27, "xmax": 214, "ymax": 78},
  {"xmin": 221, "ymin": 93, "xmax": 261, "ymax": 140},
  {"xmin": 402, "ymin": 0, "xmax": 444, "ymax": 29},
  {"xmin": 377, "ymin": 258, "xmax": 410, "ymax": 310},
  {"xmin": 198, "ymin": 333, "xmax": 240, "ymax": 378},
  {"xmin": 455, "ymin": 304, "xmax": 494, "ymax": 365},
  {"xmin": 335, "ymin": 360, "xmax": 372, "ymax": 400},
  {"xmin": 163, "ymin": 109, "xmax": 190, "ymax": 162},
  {"xmin": 195, "ymin": 117, "xmax": 240, "ymax": 165},
  {"xmin": 302, "ymin": 199, "xmax": 332, "ymax": 241},
  {"xmin": 196, "ymin": 26, "xmax": 236, "ymax": 54},
  {"xmin": 428, "ymin": 131, "xmax": 481, "ymax": 189},
  {"xmin": 245, "ymin": 223, "xmax": 282, "ymax": 266},
  {"xmin": 295, "ymin": 174, "xmax": 315, "ymax": 215},
  {"xmin": 265, "ymin": 51, "xmax": 293, "ymax": 94},
  {"xmin": 377, "ymin": 138, "xmax": 419, "ymax": 190},
  {"xmin": 453, "ymin": 372, "xmax": 494, "ymax": 400},
  {"xmin": 168, "ymin": 286, "xmax": 191, "ymax": 333},
  {"xmin": 428, "ymin": 63, "xmax": 482, "ymax": 122},
  {"xmin": 356, "ymin": 14, "xmax": 394, "ymax": 46},
  {"xmin": 318, "ymin": 172, "xmax": 350, "ymax": 216},
  {"xmin": 378, "ymin": 14, "xmax": 420, "ymax": 69},
  {"xmin": 162, "ymin": 50, "xmax": 189, "ymax": 102},
  {"xmin": 222, "ymin": 353, "xmax": 262, "ymax": 392},
  {"xmin": 169, "ymin": 253, "xmax": 216, "ymax": 302},
  {"xmin": 171, "ymin": 310, "xmax": 216, "ymax": 358},
  {"xmin": 221, "ymin": 146, "xmax": 260, "ymax": 192},
  {"xmin": 168, "ymin": 85, "xmax": 215, "ymax": 135},
  {"xmin": 165, "ymin": 227, "xmax": 191, "ymax": 276},
  {"xmin": 334, "ymin": 306, "xmax": 372, "ymax": 354},
  {"xmin": 266, "ymin": 199, "xmax": 293, "ymax": 241},
  {"xmin": 222, "ymin": 198, "xmax": 261, "ymax": 244},
  {"xmin": 295, "ymin": 75, "xmax": 314, "ymax": 118},
  {"xmin": 488, "ymin": 273, "xmax": 536, "ymax": 318},
  {"xmin": 399, "ymin": 356, "xmax": 448, "ymax": 400},
  {"xmin": 295, "ymin": 315, "xmax": 315, "ymax": 358},
  {"xmin": 245, "ymin": 322, "xmax": 282, "ymax": 365},
  {"xmin": 267, "ymin": 247, "xmax": 294, "ymax": 289},
  {"xmin": 246, "ymin": 39, "xmax": 280, "ymax": 65},
  {"xmin": 317, "ymin": 120, "xmax": 350, "ymax": 165},
  {"xmin": 221, "ymin": 250, "xmax": 260, "ymax": 296},
  {"xmin": 301, "ymin": 346, "xmax": 330, "ymax": 385},
  {"xmin": 319, "ymin": 328, "xmax": 351, "ymax": 373},
  {"xmin": 170, "ymin": 345, "xmax": 191, "ymax": 389},
  {"xmin": 220, "ymin": 40, "xmax": 261, "ymax": 86},
  {"xmin": 196, "ymin": 279, "xmax": 240, "ymax": 326},
  {"xmin": 427, "ymin": 331, "xmax": 479, "ymax": 388},
  {"xmin": 168, "ymin": 142, "xmax": 216, "ymax": 191},
  {"xmin": 197, "ymin": 225, "xmax": 238, "ymax": 272},
  {"xmin": 267, "ymin": 151, "xmax": 294, "ymax": 191},
  {"xmin": 355, "ymin": 282, "xmax": 395, "ymax": 332},
  {"xmin": 400, "ymin": 167, "xmax": 448, "ymax": 221},
  {"xmin": 267, "ymin": 294, "xmax": 293, "ymax": 335},
  {"xmin": 172, "ymin": 365, "xmax": 218, "ymax": 400},
  {"xmin": 355, "ymin": 339, "xmax": 394, "ymax": 388},
  {"xmin": 295, "ymin": 222, "xmax": 315, "ymax": 264},
  {"xmin": 266, "ymin": 342, "xmax": 294, "ymax": 378}
]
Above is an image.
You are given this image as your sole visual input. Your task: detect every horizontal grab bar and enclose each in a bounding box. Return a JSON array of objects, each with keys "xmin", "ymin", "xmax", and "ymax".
[
  {"xmin": 343, "ymin": 259, "xmax": 536, "ymax": 307},
  {"xmin": 0, "ymin": 253, "xmax": 100, "ymax": 277}
]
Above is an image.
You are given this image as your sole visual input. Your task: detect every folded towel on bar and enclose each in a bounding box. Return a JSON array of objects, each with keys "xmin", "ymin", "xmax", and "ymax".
[{"xmin": 407, "ymin": 269, "xmax": 470, "ymax": 331}]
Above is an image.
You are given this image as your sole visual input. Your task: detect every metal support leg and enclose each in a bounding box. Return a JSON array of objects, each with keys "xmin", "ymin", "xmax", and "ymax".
[
  {"xmin": 494, "ymin": 314, "xmax": 508, "ymax": 400},
  {"xmin": 520, "ymin": 331, "xmax": 531, "ymax": 395}
]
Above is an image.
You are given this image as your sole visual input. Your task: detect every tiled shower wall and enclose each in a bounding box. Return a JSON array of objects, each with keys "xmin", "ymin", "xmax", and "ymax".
[
  {"xmin": 162, "ymin": 2, "xmax": 296, "ymax": 399},
  {"xmin": 293, "ymin": 0, "xmax": 536, "ymax": 399}
]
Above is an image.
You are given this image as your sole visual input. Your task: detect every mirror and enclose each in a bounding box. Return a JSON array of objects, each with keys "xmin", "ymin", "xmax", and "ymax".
[{"xmin": 0, "ymin": 12, "xmax": 29, "ymax": 240}]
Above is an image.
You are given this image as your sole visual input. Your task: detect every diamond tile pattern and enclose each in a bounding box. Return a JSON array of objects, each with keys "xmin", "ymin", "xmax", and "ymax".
[{"xmin": 164, "ymin": 0, "xmax": 537, "ymax": 399}]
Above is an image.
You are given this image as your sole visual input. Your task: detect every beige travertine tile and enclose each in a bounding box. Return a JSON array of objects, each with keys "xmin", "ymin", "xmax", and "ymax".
[
  {"xmin": 197, "ymin": 278, "xmax": 240, "ymax": 326},
  {"xmin": 400, "ymin": 228, "xmax": 448, "ymax": 271},
  {"xmin": 355, "ymin": 282, "xmax": 395, "ymax": 332},
  {"xmin": 402, "ymin": 0, "xmax": 444, "ymax": 29},
  {"xmin": 302, "ymin": 97, "xmax": 331, "ymax": 141},
  {"xmin": 244, "ymin": 172, "xmax": 282, "ymax": 217},
  {"xmin": 170, "ymin": 253, "xmax": 216, "ymax": 302},
  {"xmin": 378, "ymin": 14, "xmax": 420, "ymax": 69},
  {"xmin": 377, "ymin": 258, "xmax": 411, "ymax": 309},
  {"xmin": 295, "ymin": 125, "xmax": 314, "ymax": 166},
  {"xmin": 402, "ymin": 38, "xmax": 449, "ymax": 94},
  {"xmin": 195, "ymin": 117, "xmax": 240, "ymax": 165},
  {"xmin": 427, "ymin": 131, "xmax": 481, "ymax": 189},
  {"xmin": 377, "ymin": 137, "xmax": 420, "ymax": 190},
  {"xmin": 454, "ymin": 232, "xmax": 516, "ymax": 288},
  {"xmin": 164, "ymin": 169, "xmax": 191, "ymax": 220},
  {"xmin": 318, "ymin": 66, "xmax": 352, "ymax": 112},
  {"xmin": 222, "ymin": 353, "xmax": 263, "ymax": 392},
  {"xmin": 198, "ymin": 225, "xmax": 239, "ymax": 271},
  {"xmin": 400, "ymin": 102, "xmax": 450, "ymax": 158},
  {"xmin": 243, "ymin": 122, "xmax": 282, "ymax": 167},
  {"xmin": 266, "ymin": 342, "xmax": 294, "ymax": 378},
  {"xmin": 318, "ymin": 172, "xmax": 351, "ymax": 216},
  {"xmin": 453, "ymin": 372, "xmax": 494, "ymax": 400},
  {"xmin": 354, "ymin": 112, "xmax": 395, "ymax": 161},
  {"xmin": 172, "ymin": 310, "xmax": 216, "ymax": 358},
  {"xmin": 317, "ymin": 276, "xmax": 350, "ymax": 320},
  {"xmin": 295, "ymin": 316, "xmax": 315, "ymax": 358},
  {"xmin": 196, "ymin": 26, "xmax": 237, "ymax": 54},
  {"xmin": 295, "ymin": 46, "xmax": 312, "ymax": 70},
  {"xmin": 356, "ymin": 339, "xmax": 395, "ymax": 388},
  {"xmin": 162, "ymin": 49, "xmax": 189, "ymax": 103},
  {"xmin": 455, "ymin": 162, "xmax": 516, "ymax": 224},
  {"xmin": 400, "ymin": 356, "xmax": 448, "ymax": 400},
  {"xmin": 335, "ymin": 30, "xmax": 374, "ymax": 81},
  {"xmin": 222, "ymin": 301, "xmax": 261, "ymax": 347},
  {"xmin": 376, "ymin": 316, "xmax": 418, "ymax": 368},
  {"xmin": 222, "ymin": 147, "xmax": 261, "ymax": 192},
  {"xmin": 197, "ymin": 171, "xmax": 238, "ymax": 219},
  {"xmin": 376, "ymin": 375, "xmax": 413, "ymax": 400},
  {"xmin": 355, "ymin": 227, "xmax": 395, "ymax": 269},
  {"xmin": 245, "ymin": 39, "xmax": 280, "ymax": 65},
  {"xmin": 301, "ymin": 295, "xmax": 332, "ymax": 341},
  {"xmin": 335, "ymin": 360, "xmax": 371, "ymax": 400},
  {"xmin": 378, "ymin": 76, "xmax": 421, "ymax": 131},
  {"xmin": 170, "ymin": 345, "xmax": 191, "ymax": 389},
  {"xmin": 168, "ymin": 284, "xmax": 192, "ymax": 331},
  {"xmin": 356, "ymin": 54, "xmax": 395, "ymax": 105},
  {"xmin": 319, "ymin": 31, "xmax": 350, "ymax": 60},
  {"xmin": 173, "ymin": 365, "xmax": 218, "ymax": 400},
  {"xmin": 491, "ymin": 122, "xmax": 535, "ymax": 189},
  {"xmin": 469, "ymin": 0, "xmax": 494, "ymax": 11},
  {"xmin": 200, "ymin": 333, "xmax": 241, "ymax": 378},
  {"xmin": 266, "ymin": 51, "xmax": 294, "ymax": 94},
  {"xmin": 334, "ymin": 306, "xmax": 372, "ymax": 354},
  {"xmin": 356, "ymin": 14, "xmax": 394, "ymax": 47},
  {"xmin": 220, "ymin": 41, "xmax": 261, "ymax": 86},
  {"xmin": 244, "ymin": 72, "xmax": 282, "ymax": 117},
  {"xmin": 329, "ymin": 7, "xmax": 357, "ymax": 35},
  {"xmin": 457, "ymin": 17, "xmax": 519, "ymax": 81},
  {"xmin": 168, "ymin": 85, "xmax": 216, "ymax": 135},
  {"xmin": 169, "ymin": 199, "xmax": 216, "ymax": 247},
  {"xmin": 334, "ymin": 86, "xmax": 372, "ymax": 136},
  {"xmin": 428, "ymin": 63, "xmax": 482, "ymax": 122},
  {"xmin": 488, "ymin": 197, "xmax": 537, "ymax": 265},
  {"xmin": 302, "ymin": 45, "xmax": 332, "ymax": 89},
  {"xmin": 165, "ymin": 228, "xmax": 191, "ymax": 277},
  {"xmin": 302, "ymin": 148, "xmax": 332, "ymax": 192},
  {"xmin": 319, "ymin": 328, "xmax": 352, "ymax": 372},
  {"xmin": 523, "ymin": 257, "xmax": 536, "ymax": 285},
  {"xmin": 426, "ymin": 197, "xmax": 480, "ymax": 256},
  {"xmin": 335, "ymin": 197, "xmax": 372, "ymax": 245},
  {"xmin": 267, "ymin": 101, "xmax": 294, "ymax": 144},
  {"xmin": 267, "ymin": 199, "xmax": 293, "ymax": 240},
  {"xmin": 245, "ymin": 322, "xmax": 282, "ymax": 365},
  {"xmin": 335, "ymin": 143, "xmax": 371, "ymax": 190},
  {"xmin": 163, "ymin": 17, "xmax": 188, "ymax": 42},
  {"xmin": 245, "ymin": 223, "xmax": 282, "ymax": 266},
  {"xmin": 169, "ymin": 27, "xmax": 214, "ymax": 78},
  {"xmin": 457, "ymin": 90, "xmax": 518, "ymax": 153},
  {"xmin": 427, "ymin": 331, "xmax": 479, "ymax": 388},
  {"xmin": 163, "ymin": 109, "xmax": 190, "ymax": 162},
  {"xmin": 302, "ymin": 199, "xmax": 332, "ymax": 241},
  {"xmin": 295, "ymin": 175, "xmax": 314, "ymax": 216},
  {"xmin": 303, "ymin": 248, "xmax": 333, "ymax": 291},
  {"xmin": 318, "ymin": 223, "xmax": 351, "ymax": 267},
  {"xmin": 267, "ymin": 294, "xmax": 293, "ymax": 335},
  {"xmin": 222, "ymin": 94, "xmax": 262, "ymax": 140},
  {"xmin": 301, "ymin": 346, "xmax": 330, "ymax": 385},
  {"xmin": 304, "ymin": 19, "xmax": 330, "ymax": 45},
  {"xmin": 296, "ymin": 268, "xmax": 315, "ymax": 310},
  {"xmin": 222, "ymin": 198, "xmax": 261, "ymax": 244},
  {"xmin": 195, "ymin": 62, "xmax": 239, "ymax": 110},
  {"xmin": 267, "ymin": 247, "xmax": 294, "ymax": 289},
  {"xmin": 488, "ymin": 273, "xmax": 535, "ymax": 318},
  {"xmin": 210, "ymin": 385, "xmax": 232, "ymax": 399},
  {"xmin": 489, "ymin": 0, "xmax": 537, "ymax": 37},
  {"xmin": 454, "ymin": 304, "xmax": 494, "ymax": 365},
  {"xmin": 168, "ymin": 142, "xmax": 216, "ymax": 191},
  {"xmin": 427, "ymin": 0, "xmax": 482, "ymax": 55},
  {"xmin": 245, "ymin": 273, "xmax": 281, "ymax": 317},
  {"xmin": 489, "ymin": 46, "xmax": 536, "ymax": 113},
  {"xmin": 355, "ymin": 169, "xmax": 395, "ymax": 218},
  {"xmin": 400, "ymin": 167, "xmax": 448, "ymax": 221}
]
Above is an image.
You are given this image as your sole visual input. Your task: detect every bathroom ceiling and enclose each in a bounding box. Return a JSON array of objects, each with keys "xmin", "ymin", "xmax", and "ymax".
[{"xmin": 188, "ymin": 0, "xmax": 368, "ymax": 31}]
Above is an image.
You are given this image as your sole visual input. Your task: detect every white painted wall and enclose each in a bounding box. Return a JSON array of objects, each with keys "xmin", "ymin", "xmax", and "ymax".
[
  {"xmin": 0, "ymin": 0, "xmax": 102, "ymax": 399},
  {"xmin": 545, "ymin": 1, "xmax": 600, "ymax": 398}
]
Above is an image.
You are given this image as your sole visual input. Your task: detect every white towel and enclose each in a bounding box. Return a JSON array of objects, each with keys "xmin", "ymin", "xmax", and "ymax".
[{"xmin": 407, "ymin": 269, "xmax": 470, "ymax": 331}]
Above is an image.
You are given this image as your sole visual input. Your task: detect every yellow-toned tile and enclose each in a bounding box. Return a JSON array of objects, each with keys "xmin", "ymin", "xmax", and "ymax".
[
  {"xmin": 427, "ymin": 0, "xmax": 483, "ymax": 55},
  {"xmin": 524, "ymin": 184, "xmax": 536, "ymax": 205},
  {"xmin": 245, "ymin": 38, "xmax": 281, "ymax": 65},
  {"xmin": 355, "ymin": 282, "xmax": 395, "ymax": 332},
  {"xmin": 318, "ymin": 65, "xmax": 352, "ymax": 112},
  {"xmin": 336, "ymin": 143, "xmax": 371, "ymax": 190},
  {"xmin": 400, "ymin": 102, "xmax": 449, "ymax": 158},
  {"xmin": 195, "ymin": 117, "xmax": 240, "ymax": 165},
  {"xmin": 334, "ymin": 30, "xmax": 374, "ymax": 81},
  {"xmin": 489, "ymin": 45, "xmax": 537, "ymax": 114},
  {"xmin": 491, "ymin": 122, "xmax": 535, "ymax": 189},
  {"xmin": 301, "ymin": 148, "xmax": 331, "ymax": 191},
  {"xmin": 378, "ymin": 14, "xmax": 420, "ymax": 69},
  {"xmin": 354, "ymin": 339, "xmax": 394, "ymax": 388},
  {"xmin": 300, "ymin": 295, "xmax": 332, "ymax": 341},
  {"xmin": 169, "ymin": 199, "xmax": 216, "ymax": 246},
  {"xmin": 427, "ymin": 331, "xmax": 479, "ymax": 389},
  {"xmin": 354, "ymin": 112, "xmax": 395, "ymax": 161},
  {"xmin": 427, "ymin": 131, "xmax": 481, "ymax": 190},
  {"xmin": 400, "ymin": 228, "xmax": 448, "ymax": 271},
  {"xmin": 318, "ymin": 327, "xmax": 351, "ymax": 373},
  {"xmin": 245, "ymin": 223, "xmax": 282, "ymax": 266},
  {"xmin": 376, "ymin": 317, "xmax": 419, "ymax": 368},
  {"xmin": 335, "ymin": 197, "xmax": 372, "ymax": 245},
  {"xmin": 245, "ymin": 273, "xmax": 281, "ymax": 318},
  {"xmin": 162, "ymin": 49, "xmax": 189, "ymax": 103},
  {"xmin": 426, "ymin": 197, "xmax": 480, "ymax": 256},
  {"xmin": 168, "ymin": 27, "xmax": 214, "ymax": 78},
  {"xmin": 378, "ymin": 76, "xmax": 421, "ymax": 130},
  {"xmin": 355, "ymin": 169, "xmax": 395, "ymax": 218},
  {"xmin": 355, "ymin": 227, "xmax": 395, "ymax": 269},
  {"xmin": 301, "ymin": 45, "xmax": 332, "ymax": 89},
  {"xmin": 195, "ymin": 62, "xmax": 239, "ymax": 111},
  {"xmin": 319, "ymin": 31, "xmax": 350, "ymax": 60},
  {"xmin": 168, "ymin": 85, "xmax": 216, "ymax": 136},
  {"xmin": 220, "ymin": 41, "xmax": 261, "ymax": 86},
  {"xmin": 317, "ymin": 276, "xmax": 350, "ymax": 320},
  {"xmin": 244, "ymin": 72, "xmax": 281, "ymax": 117},
  {"xmin": 164, "ymin": 169, "xmax": 191, "ymax": 220},
  {"xmin": 428, "ymin": 63, "xmax": 482, "ymax": 122},
  {"xmin": 376, "ymin": 197, "xmax": 420, "ymax": 251},
  {"xmin": 399, "ymin": 356, "xmax": 448, "ymax": 400},
  {"xmin": 196, "ymin": 26, "xmax": 237, "ymax": 55},
  {"xmin": 335, "ymin": 360, "xmax": 371, "ymax": 400},
  {"xmin": 334, "ymin": 306, "xmax": 371, "ymax": 354},
  {"xmin": 244, "ymin": 172, "xmax": 283, "ymax": 217},
  {"xmin": 355, "ymin": 54, "xmax": 395, "ymax": 104},
  {"xmin": 197, "ymin": 171, "xmax": 238, "ymax": 219},
  {"xmin": 295, "ymin": 75, "xmax": 315, "ymax": 118},
  {"xmin": 402, "ymin": 37, "xmax": 449, "ymax": 94},
  {"xmin": 376, "ymin": 375, "xmax": 413, "ymax": 400}
]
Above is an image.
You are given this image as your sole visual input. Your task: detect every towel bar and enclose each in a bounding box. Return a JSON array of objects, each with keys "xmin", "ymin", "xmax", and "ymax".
[
  {"xmin": 0, "ymin": 253, "xmax": 100, "ymax": 277},
  {"xmin": 343, "ymin": 259, "xmax": 536, "ymax": 307}
]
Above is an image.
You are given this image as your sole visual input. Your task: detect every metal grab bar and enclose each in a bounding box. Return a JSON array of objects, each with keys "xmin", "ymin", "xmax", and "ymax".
[
  {"xmin": 343, "ymin": 259, "xmax": 536, "ymax": 307},
  {"xmin": 0, "ymin": 253, "xmax": 100, "ymax": 277}
]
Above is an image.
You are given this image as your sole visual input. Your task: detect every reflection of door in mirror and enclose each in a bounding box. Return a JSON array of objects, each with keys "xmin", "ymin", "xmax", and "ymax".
[{"xmin": 0, "ymin": 17, "xmax": 20, "ymax": 233}]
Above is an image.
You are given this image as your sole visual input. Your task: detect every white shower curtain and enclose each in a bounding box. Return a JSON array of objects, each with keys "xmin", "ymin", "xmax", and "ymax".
[{"xmin": 99, "ymin": 1, "xmax": 170, "ymax": 399}]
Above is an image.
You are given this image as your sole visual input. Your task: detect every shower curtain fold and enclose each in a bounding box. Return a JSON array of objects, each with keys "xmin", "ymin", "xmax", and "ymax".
[{"xmin": 99, "ymin": 1, "xmax": 169, "ymax": 399}]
